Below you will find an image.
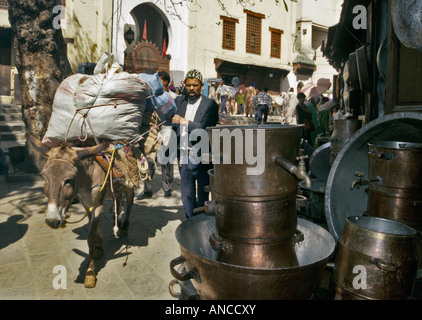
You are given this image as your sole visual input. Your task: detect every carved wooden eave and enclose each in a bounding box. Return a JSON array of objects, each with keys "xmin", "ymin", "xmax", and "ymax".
[{"xmin": 124, "ymin": 40, "xmax": 170, "ymax": 74}]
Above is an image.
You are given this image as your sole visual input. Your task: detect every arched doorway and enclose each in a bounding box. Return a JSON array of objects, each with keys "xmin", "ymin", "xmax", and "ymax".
[{"xmin": 124, "ymin": 3, "xmax": 170, "ymax": 74}]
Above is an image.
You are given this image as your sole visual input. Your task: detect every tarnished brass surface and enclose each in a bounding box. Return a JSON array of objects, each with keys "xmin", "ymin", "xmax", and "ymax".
[
  {"xmin": 367, "ymin": 141, "xmax": 422, "ymax": 230},
  {"xmin": 209, "ymin": 232, "xmax": 301, "ymax": 269},
  {"xmin": 212, "ymin": 191, "xmax": 297, "ymax": 241},
  {"xmin": 207, "ymin": 124, "xmax": 303, "ymax": 197},
  {"xmin": 334, "ymin": 216, "xmax": 418, "ymax": 300},
  {"xmin": 329, "ymin": 119, "xmax": 362, "ymax": 165},
  {"xmin": 170, "ymin": 214, "xmax": 335, "ymax": 300}
]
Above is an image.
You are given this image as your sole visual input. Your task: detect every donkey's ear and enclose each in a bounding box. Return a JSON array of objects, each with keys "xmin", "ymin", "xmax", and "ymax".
[
  {"xmin": 76, "ymin": 142, "xmax": 109, "ymax": 159},
  {"xmin": 26, "ymin": 133, "xmax": 51, "ymax": 156}
]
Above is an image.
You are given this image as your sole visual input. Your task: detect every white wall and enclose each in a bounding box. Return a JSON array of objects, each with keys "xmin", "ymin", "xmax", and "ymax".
[
  {"xmin": 111, "ymin": 0, "xmax": 189, "ymax": 83},
  {"xmin": 187, "ymin": 0, "xmax": 296, "ymax": 80}
]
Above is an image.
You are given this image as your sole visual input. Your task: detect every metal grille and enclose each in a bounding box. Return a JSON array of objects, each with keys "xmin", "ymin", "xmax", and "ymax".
[
  {"xmin": 246, "ymin": 13, "xmax": 261, "ymax": 55},
  {"xmin": 270, "ymin": 31, "xmax": 281, "ymax": 58},
  {"xmin": 222, "ymin": 19, "xmax": 236, "ymax": 50},
  {"xmin": 0, "ymin": 0, "xmax": 8, "ymax": 10}
]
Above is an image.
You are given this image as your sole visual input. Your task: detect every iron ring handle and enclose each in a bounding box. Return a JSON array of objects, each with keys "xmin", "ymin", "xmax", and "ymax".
[
  {"xmin": 168, "ymin": 279, "xmax": 182, "ymax": 299},
  {"xmin": 370, "ymin": 257, "xmax": 400, "ymax": 272},
  {"xmin": 170, "ymin": 256, "xmax": 198, "ymax": 281}
]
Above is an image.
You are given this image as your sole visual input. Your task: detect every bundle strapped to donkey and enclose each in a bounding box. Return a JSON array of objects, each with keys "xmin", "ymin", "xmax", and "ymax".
[{"xmin": 42, "ymin": 52, "xmax": 175, "ymax": 228}]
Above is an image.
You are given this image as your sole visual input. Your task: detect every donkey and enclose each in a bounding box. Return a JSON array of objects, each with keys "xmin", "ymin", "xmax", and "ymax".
[{"xmin": 27, "ymin": 134, "xmax": 135, "ymax": 288}]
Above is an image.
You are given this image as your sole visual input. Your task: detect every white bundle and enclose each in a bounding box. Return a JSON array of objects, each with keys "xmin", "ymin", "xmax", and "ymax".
[{"xmin": 43, "ymin": 53, "xmax": 150, "ymax": 144}]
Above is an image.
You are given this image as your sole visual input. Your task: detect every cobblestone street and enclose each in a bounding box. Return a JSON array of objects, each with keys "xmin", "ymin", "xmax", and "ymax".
[{"xmin": 0, "ymin": 166, "xmax": 185, "ymax": 300}]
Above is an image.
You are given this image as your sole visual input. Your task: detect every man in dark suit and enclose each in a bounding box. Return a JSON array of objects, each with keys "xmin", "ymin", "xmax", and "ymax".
[{"xmin": 171, "ymin": 69, "xmax": 219, "ymax": 218}]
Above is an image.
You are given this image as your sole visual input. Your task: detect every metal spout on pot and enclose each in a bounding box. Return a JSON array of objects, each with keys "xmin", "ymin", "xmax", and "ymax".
[{"xmin": 274, "ymin": 155, "xmax": 312, "ymax": 188}]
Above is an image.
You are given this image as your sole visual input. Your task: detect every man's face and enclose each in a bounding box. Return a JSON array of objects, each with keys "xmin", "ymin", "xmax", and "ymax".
[{"xmin": 185, "ymin": 78, "xmax": 203, "ymax": 101}]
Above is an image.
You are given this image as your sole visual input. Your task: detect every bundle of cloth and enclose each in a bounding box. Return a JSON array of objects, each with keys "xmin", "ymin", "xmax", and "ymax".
[{"xmin": 43, "ymin": 52, "xmax": 177, "ymax": 146}]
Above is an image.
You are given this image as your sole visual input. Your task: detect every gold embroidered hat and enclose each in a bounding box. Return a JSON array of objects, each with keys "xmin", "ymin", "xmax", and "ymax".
[{"xmin": 184, "ymin": 69, "xmax": 203, "ymax": 83}]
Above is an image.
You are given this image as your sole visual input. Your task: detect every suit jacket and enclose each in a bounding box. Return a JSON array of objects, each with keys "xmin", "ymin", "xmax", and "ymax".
[{"xmin": 173, "ymin": 94, "xmax": 219, "ymax": 159}]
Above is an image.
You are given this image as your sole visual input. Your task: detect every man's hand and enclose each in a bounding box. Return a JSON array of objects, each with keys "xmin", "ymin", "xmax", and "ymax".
[{"xmin": 171, "ymin": 114, "xmax": 189, "ymax": 126}]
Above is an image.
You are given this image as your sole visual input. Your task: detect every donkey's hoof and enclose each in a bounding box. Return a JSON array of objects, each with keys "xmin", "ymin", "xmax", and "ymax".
[{"xmin": 84, "ymin": 275, "xmax": 96, "ymax": 288}]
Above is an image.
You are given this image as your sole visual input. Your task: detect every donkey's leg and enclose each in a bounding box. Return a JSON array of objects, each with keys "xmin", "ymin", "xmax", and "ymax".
[
  {"xmin": 118, "ymin": 189, "xmax": 135, "ymax": 237},
  {"xmin": 84, "ymin": 203, "xmax": 104, "ymax": 288}
]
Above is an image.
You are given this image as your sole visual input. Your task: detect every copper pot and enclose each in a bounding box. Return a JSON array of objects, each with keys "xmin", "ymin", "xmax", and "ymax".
[
  {"xmin": 205, "ymin": 124, "xmax": 305, "ymax": 240},
  {"xmin": 330, "ymin": 119, "xmax": 362, "ymax": 165},
  {"xmin": 170, "ymin": 214, "xmax": 335, "ymax": 300},
  {"xmin": 367, "ymin": 141, "xmax": 422, "ymax": 230},
  {"xmin": 334, "ymin": 216, "xmax": 418, "ymax": 300},
  {"xmin": 209, "ymin": 231, "xmax": 303, "ymax": 269}
]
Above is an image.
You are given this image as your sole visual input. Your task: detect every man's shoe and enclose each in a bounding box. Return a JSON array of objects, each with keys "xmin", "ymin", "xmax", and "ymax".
[
  {"xmin": 137, "ymin": 191, "xmax": 153, "ymax": 200},
  {"xmin": 164, "ymin": 190, "xmax": 172, "ymax": 197}
]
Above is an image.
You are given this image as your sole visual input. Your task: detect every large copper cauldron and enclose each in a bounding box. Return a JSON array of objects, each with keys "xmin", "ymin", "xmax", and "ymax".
[
  {"xmin": 334, "ymin": 216, "xmax": 418, "ymax": 300},
  {"xmin": 205, "ymin": 124, "xmax": 305, "ymax": 241},
  {"xmin": 367, "ymin": 141, "xmax": 422, "ymax": 231},
  {"xmin": 329, "ymin": 119, "xmax": 362, "ymax": 165},
  {"xmin": 170, "ymin": 214, "xmax": 335, "ymax": 300}
]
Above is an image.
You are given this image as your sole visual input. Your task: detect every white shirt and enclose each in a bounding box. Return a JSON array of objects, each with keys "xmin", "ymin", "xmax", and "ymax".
[{"xmin": 180, "ymin": 96, "xmax": 202, "ymax": 163}]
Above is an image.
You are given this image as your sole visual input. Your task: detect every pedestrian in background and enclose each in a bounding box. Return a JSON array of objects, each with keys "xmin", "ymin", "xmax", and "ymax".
[
  {"xmin": 236, "ymin": 89, "xmax": 245, "ymax": 114},
  {"xmin": 252, "ymin": 87, "xmax": 272, "ymax": 125},
  {"xmin": 244, "ymin": 83, "xmax": 256, "ymax": 118},
  {"xmin": 216, "ymin": 80, "xmax": 229, "ymax": 114}
]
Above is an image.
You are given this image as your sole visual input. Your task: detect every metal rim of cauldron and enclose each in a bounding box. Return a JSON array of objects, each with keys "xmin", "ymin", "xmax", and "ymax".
[
  {"xmin": 171, "ymin": 214, "xmax": 336, "ymax": 299},
  {"xmin": 368, "ymin": 141, "xmax": 422, "ymax": 150},
  {"xmin": 173, "ymin": 214, "xmax": 335, "ymax": 273},
  {"xmin": 345, "ymin": 216, "xmax": 418, "ymax": 240},
  {"xmin": 325, "ymin": 112, "xmax": 422, "ymax": 241}
]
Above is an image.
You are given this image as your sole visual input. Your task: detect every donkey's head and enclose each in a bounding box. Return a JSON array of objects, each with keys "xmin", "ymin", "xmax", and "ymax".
[{"xmin": 27, "ymin": 134, "xmax": 108, "ymax": 228}]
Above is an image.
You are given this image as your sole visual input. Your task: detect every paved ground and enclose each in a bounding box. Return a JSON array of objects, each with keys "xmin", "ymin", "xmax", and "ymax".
[{"xmin": 0, "ymin": 165, "xmax": 185, "ymax": 300}]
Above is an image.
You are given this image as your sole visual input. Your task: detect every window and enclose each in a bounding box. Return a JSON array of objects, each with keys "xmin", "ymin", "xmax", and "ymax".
[
  {"xmin": 270, "ymin": 28, "xmax": 283, "ymax": 59},
  {"xmin": 0, "ymin": 0, "xmax": 8, "ymax": 10},
  {"xmin": 245, "ymin": 10, "xmax": 264, "ymax": 55},
  {"xmin": 221, "ymin": 16, "xmax": 238, "ymax": 50}
]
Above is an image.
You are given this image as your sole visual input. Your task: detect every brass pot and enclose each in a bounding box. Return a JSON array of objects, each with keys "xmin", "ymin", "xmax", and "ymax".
[
  {"xmin": 209, "ymin": 231, "xmax": 303, "ymax": 269},
  {"xmin": 208, "ymin": 192, "xmax": 297, "ymax": 241},
  {"xmin": 170, "ymin": 214, "xmax": 335, "ymax": 300},
  {"xmin": 367, "ymin": 141, "xmax": 422, "ymax": 230},
  {"xmin": 334, "ymin": 216, "xmax": 418, "ymax": 300},
  {"xmin": 205, "ymin": 124, "xmax": 305, "ymax": 240},
  {"xmin": 330, "ymin": 119, "xmax": 362, "ymax": 165},
  {"xmin": 207, "ymin": 124, "xmax": 303, "ymax": 197}
]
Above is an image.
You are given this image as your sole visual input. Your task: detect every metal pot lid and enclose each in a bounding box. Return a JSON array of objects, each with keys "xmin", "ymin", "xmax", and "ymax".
[
  {"xmin": 309, "ymin": 142, "xmax": 331, "ymax": 180},
  {"xmin": 368, "ymin": 141, "xmax": 422, "ymax": 150},
  {"xmin": 325, "ymin": 112, "xmax": 422, "ymax": 241},
  {"xmin": 391, "ymin": 0, "xmax": 422, "ymax": 51}
]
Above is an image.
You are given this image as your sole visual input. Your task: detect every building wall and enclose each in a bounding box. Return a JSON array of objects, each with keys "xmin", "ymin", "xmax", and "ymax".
[
  {"xmin": 187, "ymin": 0, "xmax": 296, "ymax": 83},
  {"xmin": 62, "ymin": 0, "xmax": 113, "ymax": 73}
]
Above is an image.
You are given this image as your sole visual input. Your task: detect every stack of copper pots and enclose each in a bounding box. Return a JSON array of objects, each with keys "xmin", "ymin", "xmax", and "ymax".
[
  {"xmin": 169, "ymin": 124, "xmax": 336, "ymax": 300},
  {"xmin": 205, "ymin": 124, "xmax": 305, "ymax": 268},
  {"xmin": 333, "ymin": 141, "xmax": 422, "ymax": 300},
  {"xmin": 367, "ymin": 141, "xmax": 422, "ymax": 230}
]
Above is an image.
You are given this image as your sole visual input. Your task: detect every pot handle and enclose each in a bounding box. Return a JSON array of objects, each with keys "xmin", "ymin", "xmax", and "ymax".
[
  {"xmin": 368, "ymin": 151, "xmax": 395, "ymax": 160},
  {"xmin": 209, "ymin": 233, "xmax": 232, "ymax": 253},
  {"xmin": 168, "ymin": 279, "xmax": 182, "ymax": 299},
  {"xmin": 170, "ymin": 256, "xmax": 198, "ymax": 281},
  {"xmin": 370, "ymin": 257, "xmax": 400, "ymax": 272}
]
